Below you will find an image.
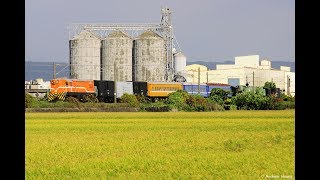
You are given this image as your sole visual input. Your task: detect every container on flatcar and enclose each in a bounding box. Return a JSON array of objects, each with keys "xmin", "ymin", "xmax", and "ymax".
[
  {"xmin": 133, "ymin": 81, "xmax": 147, "ymax": 96},
  {"xmin": 94, "ymin": 80, "xmax": 115, "ymax": 102},
  {"xmin": 147, "ymin": 82, "xmax": 183, "ymax": 97},
  {"xmin": 182, "ymin": 82, "xmax": 208, "ymax": 97},
  {"xmin": 116, "ymin": 82, "xmax": 133, "ymax": 98}
]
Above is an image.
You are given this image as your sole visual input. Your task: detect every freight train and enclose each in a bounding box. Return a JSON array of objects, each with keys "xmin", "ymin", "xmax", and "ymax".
[{"xmin": 29, "ymin": 78, "xmax": 234, "ymax": 102}]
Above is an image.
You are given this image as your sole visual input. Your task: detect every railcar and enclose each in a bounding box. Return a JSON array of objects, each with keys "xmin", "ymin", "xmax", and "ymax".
[
  {"xmin": 147, "ymin": 82, "xmax": 183, "ymax": 97},
  {"xmin": 94, "ymin": 81, "xmax": 142, "ymax": 102},
  {"xmin": 116, "ymin": 82, "xmax": 134, "ymax": 98},
  {"xmin": 133, "ymin": 81, "xmax": 148, "ymax": 96},
  {"xmin": 182, "ymin": 82, "xmax": 208, "ymax": 97},
  {"xmin": 94, "ymin": 80, "xmax": 115, "ymax": 102},
  {"xmin": 48, "ymin": 79, "xmax": 95, "ymax": 101}
]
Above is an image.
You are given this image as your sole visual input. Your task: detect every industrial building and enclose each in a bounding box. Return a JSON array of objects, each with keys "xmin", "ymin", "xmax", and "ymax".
[
  {"xmin": 67, "ymin": 8, "xmax": 294, "ymax": 97},
  {"xmin": 25, "ymin": 78, "xmax": 50, "ymax": 98},
  {"xmin": 68, "ymin": 7, "xmax": 179, "ymax": 82},
  {"xmin": 185, "ymin": 55, "xmax": 295, "ymax": 96}
]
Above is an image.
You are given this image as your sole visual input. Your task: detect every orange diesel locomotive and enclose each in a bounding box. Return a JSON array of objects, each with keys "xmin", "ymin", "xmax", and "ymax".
[{"xmin": 48, "ymin": 79, "xmax": 95, "ymax": 101}]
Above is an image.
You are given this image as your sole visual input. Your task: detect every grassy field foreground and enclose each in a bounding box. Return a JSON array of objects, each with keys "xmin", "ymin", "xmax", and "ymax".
[{"xmin": 26, "ymin": 110, "xmax": 295, "ymax": 179}]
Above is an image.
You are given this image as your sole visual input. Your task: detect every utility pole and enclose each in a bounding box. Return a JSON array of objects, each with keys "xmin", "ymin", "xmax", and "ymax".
[
  {"xmin": 252, "ymin": 71, "xmax": 255, "ymax": 93},
  {"xmin": 53, "ymin": 62, "xmax": 56, "ymax": 79},
  {"xmin": 246, "ymin": 75, "xmax": 248, "ymax": 85},
  {"xmin": 206, "ymin": 72, "xmax": 208, "ymax": 83},
  {"xmin": 198, "ymin": 67, "xmax": 200, "ymax": 94},
  {"xmin": 114, "ymin": 61, "xmax": 117, "ymax": 103},
  {"xmin": 287, "ymin": 75, "xmax": 290, "ymax": 96}
]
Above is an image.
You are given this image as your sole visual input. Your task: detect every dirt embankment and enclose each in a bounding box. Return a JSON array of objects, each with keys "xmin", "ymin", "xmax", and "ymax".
[{"xmin": 26, "ymin": 107, "xmax": 139, "ymax": 112}]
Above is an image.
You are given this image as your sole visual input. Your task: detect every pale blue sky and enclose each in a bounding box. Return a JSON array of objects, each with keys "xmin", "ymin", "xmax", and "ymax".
[{"xmin": 25, "ymin": 0, "xmax": 295, "ymax": 62}]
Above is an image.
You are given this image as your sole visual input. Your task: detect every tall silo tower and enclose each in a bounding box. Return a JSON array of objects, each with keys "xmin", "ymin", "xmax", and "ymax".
[
  {"xmin": 69, "ymin": 30, "xmax": 101, "ymax": 80},
  {"xmin": 133, "ymin": 30, "xmax": 167, "ymax": 82},
  {"xmin": 173, "ymin": 52, "xmax": 186, "ymax": 74},
  {"xmin": 101, "ymin": 30, "xmax": 133, "ymax": 81}
]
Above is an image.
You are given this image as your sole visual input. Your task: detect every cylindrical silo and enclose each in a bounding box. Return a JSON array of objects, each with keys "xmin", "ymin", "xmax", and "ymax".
[
  {"xmin": 101, "ymin": 30, "xmax": 133, "ymax": 81},
  {"xmin": 69, "ymin": 30, "xmax": 101, "ymax": 80},
  {"xmin": 174, "ymin": 51, "xmax": 186, "ymax": 74},
  {"xmin": 133, "ymin": 30, "xmax": 167, "ymax": 82}
]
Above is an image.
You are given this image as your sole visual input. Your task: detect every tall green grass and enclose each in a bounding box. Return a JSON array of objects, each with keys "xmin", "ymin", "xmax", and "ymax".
[{"xmin": 26, "ymin": 110, "xmax": 294, "ymax": 179}]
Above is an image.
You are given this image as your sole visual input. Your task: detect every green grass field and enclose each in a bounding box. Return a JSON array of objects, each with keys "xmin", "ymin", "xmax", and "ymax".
[{"xmin": 26, "ymin": 110, "xmax": 294, "ymax": 179}]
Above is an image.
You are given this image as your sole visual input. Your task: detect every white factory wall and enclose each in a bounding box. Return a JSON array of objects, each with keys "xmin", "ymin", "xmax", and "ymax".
[
  {"xmin": 243, "ymin": 68, "xmax": 285, "ymax": 90},
  {"xmin": 285, "ymin": 71, "xmax": 295, "ymax": 96},
  {"xmin": 185, "ymin": 64, "xmax": 209, "ymax": 83},
  {"xmin": 185, "ymin": 55, "xmax": 295, "ymax": 96},
  {"xmin": 206, "ymin": 69, "xmax": 245, "ymax": 85},
  {"xmin": 216, "ymin": 64, "xmax": 238, "ymax": 70},
  {"xmin": 260, "ymin": 60, "xmax": 271, "ymax": 66},
  {"xmin": 185, "ymin": 64, "xmax": 208, "ymax": 71},
  {"xmin": 258, "ymin": 60, "xmax": 271, "ymax": 69},
  {"xmin": 280, "ymin": 66, "xmax": 291, "ymax": 72},
  {"xmin": 235, "ymin": 55, "xmax": 260, "ymax": 68}
]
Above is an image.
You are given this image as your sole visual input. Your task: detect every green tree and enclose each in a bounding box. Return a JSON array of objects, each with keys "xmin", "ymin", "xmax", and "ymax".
[
  {"xmin": 210, "ymin": 88, "xmax": 229, "ymax": 100},
  {"xmin": 209, "ymin": 88, "xmax": 231, "ymax": 107},
  {"xmin": 25, "ymin": 93, "xmax": 35, "ymax": 108},
  {"xmin": 231, "ymin": 91, "xmax": 273, "ymax": 110},
  {"xmin": 120, "ymin": 93, "xmax": 140, "ymax": 107},
  {"xmin": 167, "ymin": 90, "xmax": 189, "ymax": 110},
  {"xmin": 263, "ymin": 82, "xmax": 276, "ymax": 89},
  {"xmin": 186, "ymin": 95, "xmax": 208, "ymax": 111}
]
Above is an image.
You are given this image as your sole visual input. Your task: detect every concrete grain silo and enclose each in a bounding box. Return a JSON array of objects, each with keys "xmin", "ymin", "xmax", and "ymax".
[
  {"xmin": 69, "ymin": 30, "xmax": 101, "ymax": 80},
  {"xmin": 101, "ymin": 30, "xmax": 133, "ymax": 81},
  {"xmin": 133, "ymin": 30, "xmax": 166, "ymax": 82}
]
